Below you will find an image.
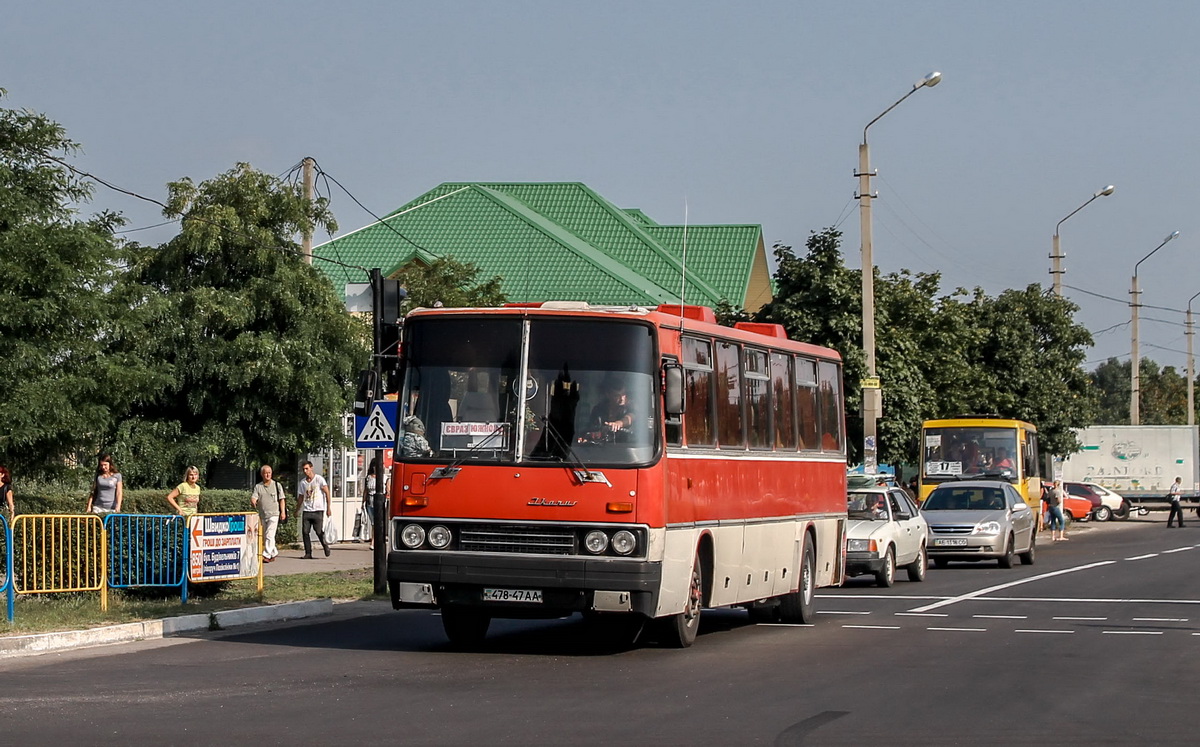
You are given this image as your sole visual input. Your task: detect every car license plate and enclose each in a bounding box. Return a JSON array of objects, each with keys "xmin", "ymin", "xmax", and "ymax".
[
  {"xmin": 483, "ymin": 588, "xmax": 543, "ymax": 603},
  {"xmin": 934, "ymin": 538, "xmax": 968, "ymax": 547}
]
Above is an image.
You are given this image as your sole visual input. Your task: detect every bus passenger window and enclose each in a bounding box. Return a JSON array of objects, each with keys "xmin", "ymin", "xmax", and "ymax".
[
  {"xmin": 682, "ymin": 337, "xmax": 715, "ymax": 447},
  {"xmin": 818, "ymin": 361, "xmax": 843, "ymax": 452},
  {"xmin": 716, "ymin": 342, "xmax": 743, "ymax": 449},
  {"xmin": 744, "ymin": 349, "xmax": 770, "ymax": 450},
  {"xmin": 796, "ymin": 358, "xmax": 818, "ymax": 450},
  {"xmin": 770, "ymin": 353, "xmax": 796, "ymax": 450}
]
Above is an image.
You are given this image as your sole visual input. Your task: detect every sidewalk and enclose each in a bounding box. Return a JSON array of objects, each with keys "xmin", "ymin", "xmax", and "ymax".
[{"xmin": 0, "ymin": 540, "xmax": 377, "ymax": 660}]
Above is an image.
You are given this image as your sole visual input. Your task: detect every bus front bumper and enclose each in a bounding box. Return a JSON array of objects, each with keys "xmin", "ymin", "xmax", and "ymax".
[{"xmin": 388, "ymin": 551, "xmax": 662, "ymax": 617}]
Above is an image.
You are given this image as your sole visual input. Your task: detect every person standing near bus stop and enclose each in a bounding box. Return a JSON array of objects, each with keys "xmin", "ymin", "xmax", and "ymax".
[
  {"xmin": 297, "ymin": 461, "xmax": 332, "ymax": 558},
  {"xmin": 252, "ymin": 464, "xmax": 288, "ymax": 562}
]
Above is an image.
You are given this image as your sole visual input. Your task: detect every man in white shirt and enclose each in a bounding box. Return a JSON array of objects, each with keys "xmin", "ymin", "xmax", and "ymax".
[
  {"xmin": 1167, "ymin": 476, "xmax": 1185, "ymax": 528},
  {"xmin": 297, "ymin": 461, "xmax": 333, "ymax": 558}
]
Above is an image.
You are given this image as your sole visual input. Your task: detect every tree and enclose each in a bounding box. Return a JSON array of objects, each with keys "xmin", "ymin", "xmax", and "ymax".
[
  {"xmin": 113, "ymin": 163, "xmax": 369, "ymax": 486},
  {"xmin": 392, "ymin": 256, "xmax": 506, "ymax": 310},
  {"xmin": 0, "ymin": 91, "xmax": 161, "ymax": 477}
]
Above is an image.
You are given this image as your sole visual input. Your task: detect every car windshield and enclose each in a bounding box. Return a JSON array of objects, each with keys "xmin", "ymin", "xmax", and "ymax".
[
  {"xmin": 924, "ymin": 486, "xmax": 1006, "ymax": 511},
  {"xmin": 399, "ymin": 315, "xmax": 659, "ymax": 466},
  {"xmin": 847, "ymin": 491, "xmax": 889, "ymax": 521}
]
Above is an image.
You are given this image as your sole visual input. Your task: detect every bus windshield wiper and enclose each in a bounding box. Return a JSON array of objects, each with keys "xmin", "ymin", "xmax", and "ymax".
[
  {"xmin": 535, "ymin": 415, "xmax": 611, "ymax": 486},
  {"xmin": 430, "ymin": 424, "xmax": 509, "ymax": 480}
]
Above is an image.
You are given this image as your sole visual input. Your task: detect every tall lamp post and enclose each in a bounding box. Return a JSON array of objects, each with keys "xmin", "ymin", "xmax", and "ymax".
[
  {"xmin": 1050, "ymin": 185, "xmax": 1115, "ymax": 296},
  {"xmin": 858, "ymin": 71, "xmax": 941, "ymax": 472},
  {"xmin": 1131, "ymin": 231, "xmax": 1180, "ymax": 425},
  {"xmin": 1187, "ymin": 290, "xmax": 1200, "ymax": 427}
]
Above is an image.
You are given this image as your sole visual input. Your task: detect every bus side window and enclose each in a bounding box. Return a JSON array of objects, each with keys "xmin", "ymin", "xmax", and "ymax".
[
  {"xmin": 818, "ymin": 361, "xmax": 843, "ymax": 452},
  {"xmin": 796, "ymin": 358, "xmax": 818, "ymax": 450},
  {"xmin": 744, "ymin": 349, "xmax": 770, "ymax": 450},
  {"xmin": 716, "ymin": 342, "xmax": 743, "ymax": 449},
  {"xmin": 682, "ymin": 337, "xmax": 715, "ymax": 447},
  {"xmin": 770, "ymin": 353, "xmax": 796, "ymax": 450}
]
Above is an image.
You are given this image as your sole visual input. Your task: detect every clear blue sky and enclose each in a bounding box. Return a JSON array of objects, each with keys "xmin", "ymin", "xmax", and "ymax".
[{"xmin": 7, "ymin": 1, "xmax": 1200, "ymax": 369}]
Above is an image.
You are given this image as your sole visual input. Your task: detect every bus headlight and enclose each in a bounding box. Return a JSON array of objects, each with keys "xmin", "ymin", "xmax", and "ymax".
[
  {"xmin": 400, "ymin": 524, "xmax": 426, "ymax": 549},
  {"xmin": 427, "ymin": 525, "xmax": 452, "ymax": 549},
  {"xmin": 611, "ymin": 530, "xmax": 636, "ymax": 555},
  {"xmin": 584, "ymin": 530, "xmax": 609, "ymax": 554}
]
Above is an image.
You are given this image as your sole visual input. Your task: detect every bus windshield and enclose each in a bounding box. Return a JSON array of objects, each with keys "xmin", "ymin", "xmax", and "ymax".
[
  {"xmin": 399, "ymin": 316, "xmax": 659, "ymax": 466},
  {"xmin": 923, "ymin": 426, "xmax": 1018, "ymax": 480}
]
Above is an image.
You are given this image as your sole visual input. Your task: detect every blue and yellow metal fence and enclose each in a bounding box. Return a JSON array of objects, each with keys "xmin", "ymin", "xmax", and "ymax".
[
  {"xmin": 0, "ymin": 512, "xmax": 263, "ymax": 623},
  {"xmin": 1, "ymin": 514, "xmax": 12, "ymax": 622}
]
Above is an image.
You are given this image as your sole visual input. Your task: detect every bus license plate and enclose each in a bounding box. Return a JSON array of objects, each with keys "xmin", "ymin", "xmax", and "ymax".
[
  {"xmin": 934, "ymin": 538, "xmax": 968, "ymax": 547},
  {"xmin": 483, "ymin": 588, "xmax": 543, "ymax": 603}
]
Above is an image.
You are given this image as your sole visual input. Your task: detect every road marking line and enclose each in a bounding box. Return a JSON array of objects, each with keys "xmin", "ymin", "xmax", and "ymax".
[
  {"xmin": 759, "ymin": 623, "xmax": 814, "ymax": 627},
  {"xmin": 1054, "ymin": 616, "xmax": 1107, "ymax": 621},
  {"xmin": 1015, "ymin": 629, "xmax": 1073, "ymax": 634},
  {"xmin": 816, "ymin": 610, "xmax": 871, "ymax": 615},
  {"xmin": 1102, "ymin": 630, "xmax": 1163, "ymax": 635},
  {"xmin": 1162, "ymin": 547, "xmax": 1192, "ymax": 554},
  {"xmin": 895, "ymin": 612, "xmax": 948, "ymax": 617},
  {"xmin": 974, "ymin": 614, "xmax": 1026, "ymax": 619},
  {"xmin": 908, "ymin": 560, "xmax": 1117, "ymax": 613},
  {"xmin": 1127, "ymin": 553, "xmax": 1158, "ymax": 560},
  {"xmin": 842, "ymin": 624, "xmax": 900, "ymax": 630},
  {"xmin": 927, "ymin": 627, "xmax": 986, "ymax": 632},
  {"xmin": 1133, "ymin": 617, "xmax": 1188, "ymax": 622},
  {"xmin": 981, "ymin": 596, "xmax": 1200, "ymax": 605},
  {"xmin": 818, "ymin": 594, "xmax": 946, "ymax": 600}
]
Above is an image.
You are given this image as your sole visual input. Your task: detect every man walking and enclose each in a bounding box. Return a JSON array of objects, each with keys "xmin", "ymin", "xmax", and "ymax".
[
  {"xmin": 251, "ymin": 464, "xmax": 287, "ymax": 562},
  {"xmin": 1166, "ymin": 476, "xmax": 1185, "ymax": 528},
  {"xmin": 297, "ymin": 461, "xmax": 333, "ymax": 557}
]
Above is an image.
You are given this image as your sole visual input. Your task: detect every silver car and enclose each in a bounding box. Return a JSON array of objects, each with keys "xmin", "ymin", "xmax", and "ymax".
[{"xmin": 922, "ymin": 480, "xmax": 1036, "ymax": 568}]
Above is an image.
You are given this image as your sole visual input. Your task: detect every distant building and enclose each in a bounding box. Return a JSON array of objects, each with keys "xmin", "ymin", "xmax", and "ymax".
[{"xmin": 314, "ymin": 182, "xmax": 773, "ymax": 312}]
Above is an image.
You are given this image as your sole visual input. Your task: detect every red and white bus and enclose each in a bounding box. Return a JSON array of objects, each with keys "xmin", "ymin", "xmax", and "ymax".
[{"xmin": 387, "ymin": 302, "xmax": 847, "ymax": 647}]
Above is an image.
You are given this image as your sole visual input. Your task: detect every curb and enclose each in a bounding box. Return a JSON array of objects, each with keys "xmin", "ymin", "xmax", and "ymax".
[{"xmin": 0, "ymin": 598, "xmax": 334, "ymax": 659}]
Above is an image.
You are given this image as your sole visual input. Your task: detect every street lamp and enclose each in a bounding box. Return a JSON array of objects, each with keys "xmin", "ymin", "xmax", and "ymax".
[
  {"xmin": 1131, "ymin": 230, "xmax": 1180, "ymax": 425},
  {"xmin": 858, "ymin": 71, "xmax": 941, "ymax": 472},
  {"xmin": 1187, "ymin": 290, "xmax": 1200, "ymax": 427},
  {"xmin": 1050, "ymin": 185, "xmax": 1115, "ymax": 296}
]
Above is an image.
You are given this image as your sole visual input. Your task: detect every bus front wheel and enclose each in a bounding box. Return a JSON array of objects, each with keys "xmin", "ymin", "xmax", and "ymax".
[
  {"xmin": 779, "ymin": 540, "xmax": 816, "ymax": 624},
  {"xmin": 660, "ymin": 553, "xmax": 704, "ymax": 648},
  {"xmin": 441, "ymin": 607, "xmax": 491, "ymax": 648}
]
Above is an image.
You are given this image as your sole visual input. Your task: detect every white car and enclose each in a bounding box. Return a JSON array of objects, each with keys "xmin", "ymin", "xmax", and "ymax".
[
  {"xmin": 1068, "ymin": 481, "xmax": 1137, "ymax": 521},
  {"xmin": 844, "ymin": 484, "xmax": 929, "ymax": 587}
]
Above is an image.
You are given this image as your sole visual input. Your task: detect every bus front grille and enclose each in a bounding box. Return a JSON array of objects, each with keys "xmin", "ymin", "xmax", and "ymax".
[{"xmin": 458, "ymin": 524, "xmax": 576, "ymax": 555}]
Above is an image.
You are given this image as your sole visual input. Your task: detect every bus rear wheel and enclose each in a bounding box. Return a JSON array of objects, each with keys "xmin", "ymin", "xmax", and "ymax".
[
  {"xmin": 660, "ymin": 553, "xmax": 704, "ymax": 648},
  {"xmin": 779, "ymin": 540, "xmax": 816, "ymax": 624},
  {"xmin": 441, "ymin": 607, "xmax": 491, "ymax": 648}
]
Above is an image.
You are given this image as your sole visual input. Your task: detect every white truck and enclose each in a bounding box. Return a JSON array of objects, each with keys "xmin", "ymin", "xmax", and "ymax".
[{"xmin": 1059, "ymin": 425, "xmax": 1199, "ymax": 500}]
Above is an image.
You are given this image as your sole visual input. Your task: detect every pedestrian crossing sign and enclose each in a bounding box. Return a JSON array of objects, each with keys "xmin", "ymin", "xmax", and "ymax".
[{"xmin": 355, "ymin": 401, "xmax": 398, "ymax": 448}]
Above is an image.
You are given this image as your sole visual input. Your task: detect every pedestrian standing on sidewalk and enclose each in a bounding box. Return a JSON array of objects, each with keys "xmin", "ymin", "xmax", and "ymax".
[
  {"xmin": 297, "ymin": 461, "xmax": 332, "ymax": 558},
  {"xmin": 0, "ymin": 465, "xmax": 13, "ymax": 518},
  {"xmin": 85, "ymin": 455, "xmax": 123, "ymax": 514},
  {"xmin": 1044, "ymin": 480, "xmax": 1066, "ymax": 541},
  {"xmin": 1166, "ymin": 476, "xmax": 1185, "ymax": 528},
  {"xmin": 251, "ymin": 464, "xmax": 287, "ymax": 562},
  {"xmin": 165, "ymin": 466, "xmax": 202, "ymax": 517}
]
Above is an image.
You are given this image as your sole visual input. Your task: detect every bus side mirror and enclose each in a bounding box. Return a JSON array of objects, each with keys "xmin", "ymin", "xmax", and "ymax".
[{"xmin": 663, "ymin": 362, "xmax": 684, "ymax": 416}]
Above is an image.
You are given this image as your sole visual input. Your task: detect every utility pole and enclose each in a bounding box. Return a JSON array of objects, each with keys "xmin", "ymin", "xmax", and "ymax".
[
  {"xmin": 370, "ymin": 268, "xmax": 387, "ymax": 594},
  {"xmin": 302, "ymin": 157, "xmax": 315, "ymax": 264}
]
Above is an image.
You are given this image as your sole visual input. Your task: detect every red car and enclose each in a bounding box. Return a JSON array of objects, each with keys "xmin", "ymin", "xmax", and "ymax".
[{"xmin": 1042, "ymin": 482, "xmax": 1095, "ymax": 522}]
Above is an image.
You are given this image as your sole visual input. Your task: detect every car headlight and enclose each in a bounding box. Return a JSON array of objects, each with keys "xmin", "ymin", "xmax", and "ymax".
[
  {"xmin": 584, "ymin": 530, "xmax": 609, "ymax": 554},
  {"xmin": 400, "ymin": 523, "xmax": 426, "ymax": 549},
  {"xmin": 611, "ymin": 530, "xmax": 637, "ymax": 555},
  {"xmin": 846, "ymin": 538, "xmax": 871, "ymax": 552},
  {"xmin": 427, "ymin": 525, "xmax": 452, "ymax": 549},
  {"xmin": 973, "ymin": 521, "xmax": 1002, "ymax": 536}
]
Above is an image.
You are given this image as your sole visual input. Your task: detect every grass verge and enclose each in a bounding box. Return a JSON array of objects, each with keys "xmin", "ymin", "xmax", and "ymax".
[{"xmin": 0, "ymin": 567, "xmax": 386, "ymax": 636}]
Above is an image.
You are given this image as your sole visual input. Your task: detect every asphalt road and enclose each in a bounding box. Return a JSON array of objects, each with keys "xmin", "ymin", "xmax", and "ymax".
[{"xmin": 2, "ymin": 517, "xmax": 1198, "ymax": 745}]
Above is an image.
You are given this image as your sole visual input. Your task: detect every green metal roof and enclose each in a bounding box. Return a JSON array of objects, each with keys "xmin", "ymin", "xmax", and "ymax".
[{"xmin": 314, "ymin": 182, "xmax": 763, "ymax": 308}]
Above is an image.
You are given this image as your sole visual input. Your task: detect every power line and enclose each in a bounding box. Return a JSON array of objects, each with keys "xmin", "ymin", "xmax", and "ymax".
[
  {"xmin": 309, "ymin": 159, "xmax": 436, "ymax": 257},
  {"xmin": 37, "ymin": 151, "xmax": 369, "ymax": 278},
  {"xmin": 114, "ymin": 219, "xmax": 179, "ymax": 235}
]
